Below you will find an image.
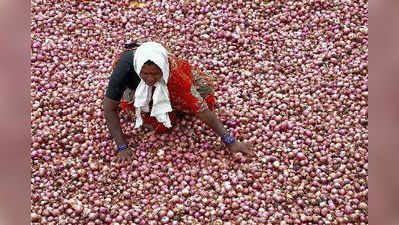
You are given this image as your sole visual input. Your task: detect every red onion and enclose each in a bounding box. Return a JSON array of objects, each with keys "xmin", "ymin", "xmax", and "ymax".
[{"xmin": 31, "ymin": 0, "xmax": 368, "ymax": 224}]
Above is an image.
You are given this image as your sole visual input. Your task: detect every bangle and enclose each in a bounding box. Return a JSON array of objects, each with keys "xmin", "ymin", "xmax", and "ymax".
[
  {"xmin": 221, "ymin": 132, "xmax": 235, "ymax": 146},
  {"xmin": 117, "ymin": 144, "xmax": 128, "ymax": 151}
]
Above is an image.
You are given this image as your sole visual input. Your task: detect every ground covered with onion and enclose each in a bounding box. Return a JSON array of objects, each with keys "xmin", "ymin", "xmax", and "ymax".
[{"xmin": 31, "ymin": 0, "xmax": 368, "ymax": 224}]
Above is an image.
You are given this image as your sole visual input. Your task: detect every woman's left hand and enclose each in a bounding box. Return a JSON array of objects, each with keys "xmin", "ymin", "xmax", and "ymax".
[{"xmin": 227, "ymin": 141, "xmax": 254, "ymax": 157}]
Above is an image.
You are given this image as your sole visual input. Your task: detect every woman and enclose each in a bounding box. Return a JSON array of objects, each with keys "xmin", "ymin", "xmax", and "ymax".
[{"xmin": 103, "ymin": 41, "xmax": 252, "ymax": 162}]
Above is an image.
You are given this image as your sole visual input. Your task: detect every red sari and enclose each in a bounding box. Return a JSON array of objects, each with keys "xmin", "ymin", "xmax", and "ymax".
[{"xmin": 120, "ymin": 55, "xmax": 216, "ymax": 133}]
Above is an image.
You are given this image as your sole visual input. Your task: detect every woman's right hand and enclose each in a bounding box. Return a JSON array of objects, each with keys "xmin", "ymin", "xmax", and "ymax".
[{"xmin": 116, "ymin": 147, "xmax": 136, "ymax": 163}]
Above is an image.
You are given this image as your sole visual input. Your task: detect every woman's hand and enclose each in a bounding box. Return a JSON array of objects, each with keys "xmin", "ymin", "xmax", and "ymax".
[
  {"xmin": 227, "ymin": 141, "xmax": 254, "ymax": 157},
  {"xmin": 116, "ymin": 147, "xmax": 136, "ymax": 163},
  {"xmin": 195, "ymin": 109, "xmax": 255, "ymax": 157}
]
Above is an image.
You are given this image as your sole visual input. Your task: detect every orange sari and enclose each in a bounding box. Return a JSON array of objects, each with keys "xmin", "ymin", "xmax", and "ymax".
[{"xmin": 120, "ymin": 55, "xmax": 216, "ymax": 133}]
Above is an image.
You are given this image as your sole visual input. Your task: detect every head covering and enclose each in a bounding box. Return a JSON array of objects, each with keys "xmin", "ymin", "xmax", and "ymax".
[{"xmin": 133, "ymin": 42, "xmax": 172, "ymax": 129}]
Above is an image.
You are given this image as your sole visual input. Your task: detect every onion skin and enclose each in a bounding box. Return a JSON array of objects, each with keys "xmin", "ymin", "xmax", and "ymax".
[{"xmin": 31, "ymin": 0, "xmax": 368, "ymax": 224}]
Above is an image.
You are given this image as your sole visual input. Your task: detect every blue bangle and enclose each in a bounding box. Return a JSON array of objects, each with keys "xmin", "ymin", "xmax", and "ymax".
[
  {"xmin": 117, "ymin": 144, "xmax": 128, "ymax": 151},
  {"xmin": 221, "ymin": 133, "xmax": 235, "ymax": 146}
]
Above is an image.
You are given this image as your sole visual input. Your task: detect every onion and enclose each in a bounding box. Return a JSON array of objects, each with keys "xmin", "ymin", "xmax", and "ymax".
[{"xmin": 31, "ymin": 0, "xmax": 368, "ymax": 224}]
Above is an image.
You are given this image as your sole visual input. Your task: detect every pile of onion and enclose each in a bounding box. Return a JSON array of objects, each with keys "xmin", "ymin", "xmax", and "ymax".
[{"xmin": 31, "ymin": 0, "xmax": 368, "ymax": 224}]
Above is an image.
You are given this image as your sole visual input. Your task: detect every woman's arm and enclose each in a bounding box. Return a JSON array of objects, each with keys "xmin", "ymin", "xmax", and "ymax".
[
  {"xmin": 196, "ymin": 109, "xmax": 253, "ymax": 156},
  {"xmin": 196, "ymin": 109, "xmax": 227, "ymax": 136},
  {"xmin": 103, "ymin": 96, "xmax": 136, "ymax": 163},
  {"xmin": 103, "ymin": 49, "xmax": 139, "ymax": 163},
  {"xmin": 103, "ymin": 96, "xmax": 127, "ymax": 146}
]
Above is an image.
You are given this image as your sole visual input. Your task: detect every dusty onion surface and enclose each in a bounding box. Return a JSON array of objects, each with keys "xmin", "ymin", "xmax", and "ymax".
[{"xmin": 31, "ymin": 0, "xmax": 368, "ymax": 224}]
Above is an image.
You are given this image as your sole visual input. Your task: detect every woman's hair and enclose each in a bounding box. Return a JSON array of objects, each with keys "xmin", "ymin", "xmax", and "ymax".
[{"xmin": 144, "ymin": 60, "xmax": 156, "ymax": 65}]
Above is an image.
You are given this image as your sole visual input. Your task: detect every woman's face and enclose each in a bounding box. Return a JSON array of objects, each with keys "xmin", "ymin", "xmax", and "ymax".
[{"xmin": 140, "ymin": 64, "xmax": 163, "ymax": 86}]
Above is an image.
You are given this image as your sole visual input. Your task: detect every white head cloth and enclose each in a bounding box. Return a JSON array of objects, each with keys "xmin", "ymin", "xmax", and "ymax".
[{"xmin": 133, "ymin": 42, "xmax": 172, "ymax": 129}]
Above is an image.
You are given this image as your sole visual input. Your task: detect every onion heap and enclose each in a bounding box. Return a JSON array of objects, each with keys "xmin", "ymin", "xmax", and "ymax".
[{"xmin": 31, "ymin": 0, "xmax": 368, "ymax": 224}]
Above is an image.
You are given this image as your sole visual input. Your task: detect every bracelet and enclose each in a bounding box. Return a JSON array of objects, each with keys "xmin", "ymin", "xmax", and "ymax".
[
  {"xmin": 117, "ymin": 144, "xmax": 129, "ymax": 151},
  {"xmin": 221, "ymin": 132, "xmax": 235, "ymax": 146}
]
